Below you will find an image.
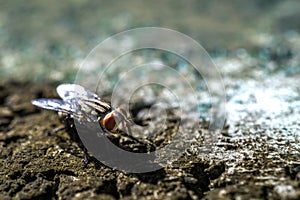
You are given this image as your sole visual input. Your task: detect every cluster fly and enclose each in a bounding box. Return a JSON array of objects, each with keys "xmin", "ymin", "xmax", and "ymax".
[
  {"xmin": 31, "ymin": 83, "xmax": 133, "ymax": 166},
  {"xmin": 32, "ymin": 84, "xmax": 132, "ymax": 133}
]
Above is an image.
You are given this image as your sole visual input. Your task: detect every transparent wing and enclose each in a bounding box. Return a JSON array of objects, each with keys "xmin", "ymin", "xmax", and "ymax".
[
  {"xmin": 31, "ymin": 99, "xmax": 83, "ymax": 118},
  {"xmin": 32, "ymin": 98, "xmax": 102, "ymax": 122},
  {"xmin": 56, "ymin": 84, "xmax": 101, "ymax": 101}
]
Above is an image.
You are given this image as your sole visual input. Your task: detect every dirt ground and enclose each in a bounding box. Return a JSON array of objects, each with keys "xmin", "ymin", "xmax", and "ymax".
[
  {"xmin": 1, "ymin": 1, "xmax": 300, "ymax": 199},
  {"xmin": 0, "ymin": 81, "xmax": 299, "ymax": 200}
]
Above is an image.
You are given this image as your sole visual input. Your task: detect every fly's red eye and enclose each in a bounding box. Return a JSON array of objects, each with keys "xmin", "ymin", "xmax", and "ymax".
[{"xmin": 103, "ymin": 113, "xmax": 116, "ymax": 131}]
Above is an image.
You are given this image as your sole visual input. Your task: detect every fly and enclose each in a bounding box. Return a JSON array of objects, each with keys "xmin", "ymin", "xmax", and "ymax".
[
  {"xmin": 31, "ymin": 83, "xmax": 133, "ymax": 167},
  {"xmin": 32, "ymin": 83, "xmax": 132, "ymax": 133}
]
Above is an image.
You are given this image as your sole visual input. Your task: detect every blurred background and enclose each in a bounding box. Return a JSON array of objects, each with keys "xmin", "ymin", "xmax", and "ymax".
[{"xmin": 0, "ymin": 0, "xmax": 299, "ymax": 82}]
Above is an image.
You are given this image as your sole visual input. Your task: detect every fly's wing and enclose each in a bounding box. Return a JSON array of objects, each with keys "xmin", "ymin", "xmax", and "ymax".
[
  {"xmin": 31, "ymin": 99, "xmax": 83, "ymax": 119},
  {"xmin": 57, "ymin": 83, "xmax": 111, "ymax": 117},
  {"xmin": 56, "ymin": 84, "xmax": 101, "ymax": 101}
]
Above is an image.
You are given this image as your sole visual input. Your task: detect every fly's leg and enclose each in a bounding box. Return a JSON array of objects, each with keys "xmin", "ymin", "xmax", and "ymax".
[
  {"xmin": 82, "ymin": 149, "xmax": 89, "ymax": 168},
  {"xmin": 121, "ymin": 121, "xmax": 154, "ymax": 152},
  {"xmin": 46, "ymin": 125, "xmax": 65, "ymax": 136},
  {"xmin": 121, "ymin": 120, "xmax": 132, "ymax": 136}
]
